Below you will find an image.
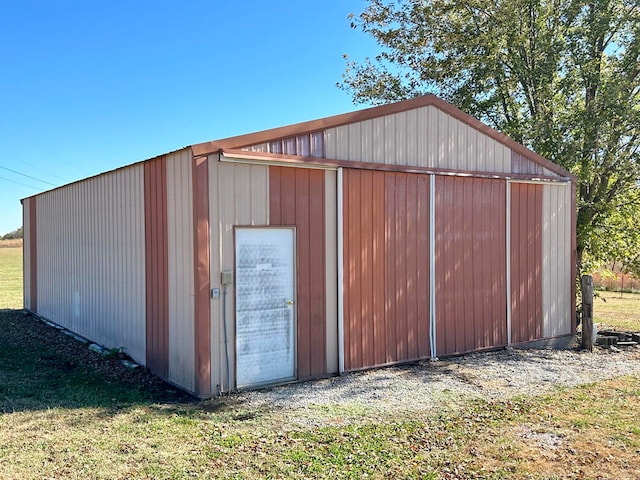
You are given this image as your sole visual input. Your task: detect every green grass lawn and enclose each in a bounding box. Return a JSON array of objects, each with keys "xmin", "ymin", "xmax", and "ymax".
[
  {"xmin": 594, "ymin": 290, "xmax": 640, "ymax": 331},
  {"xmin": 0, "ymin": 246, "xmax": 22, "ymax": 309}
]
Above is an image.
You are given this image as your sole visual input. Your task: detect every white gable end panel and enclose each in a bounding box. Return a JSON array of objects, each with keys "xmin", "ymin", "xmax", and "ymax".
[{"xmin": 324, "ymin": 105, "xmax": 511, "ymax": 173}]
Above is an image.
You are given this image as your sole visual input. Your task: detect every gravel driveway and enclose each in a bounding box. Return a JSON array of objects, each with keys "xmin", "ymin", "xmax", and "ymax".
[{"xmin": 235, "ymin": 344, "xmax": 640, "ymax": 426}]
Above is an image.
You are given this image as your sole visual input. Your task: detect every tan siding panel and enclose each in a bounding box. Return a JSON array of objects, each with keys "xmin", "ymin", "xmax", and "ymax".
[
  {"xmin": 209, "ymin": 160, "xmax": 270, "ymax": 392},
  {"xmin": 166, "ymin": 150, "xmax": 195, "ymax": 393},
  {"xmin": 435, "ymin": 176, "xmax": 507, "ymax": 355},
  {"xmin": 510, "ymin": 183, "xmax": 543, "ymax": 343},
  {"xmin": 35, "ymin": 166, "xmax": 146, "ymax": 364},
  {"xmin": 511, "ymin": 150, "xmax": 544, "ymax": 175},
  {"xmin": 324, "ymin": 105, "xmax": 511, "ymax": 173},
  {"xmin": 343, "ymin": 169, "xmax": 430, "ymax": 371},
  {"xmin": 542, "ymin": 183, "xmax": 572, "ymax": 337}
]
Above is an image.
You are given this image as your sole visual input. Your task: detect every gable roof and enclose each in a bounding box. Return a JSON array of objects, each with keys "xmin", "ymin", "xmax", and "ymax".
[
  {"xmin": 23, "ymin": 94, "xmax": 576, "ymax": 202},
  {"xmin": 192, "ymin": 94, "xmax": 574, "ymax": 181}
]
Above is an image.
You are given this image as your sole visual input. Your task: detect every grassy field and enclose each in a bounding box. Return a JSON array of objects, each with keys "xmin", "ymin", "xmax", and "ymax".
[
  {"xmin": 0, "ymin": 239, "xmax": 22, "ymax": 248},
  {"xmin": 594, "ymin": 290, "xmax": 640, "ymax": 332},
  {"xmin": 0, "ymin": 246, "xmax": 22, "ymax": 309}
]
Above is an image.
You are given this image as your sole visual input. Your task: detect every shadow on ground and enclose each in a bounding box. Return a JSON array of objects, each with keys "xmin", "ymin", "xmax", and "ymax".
[{"xmin": 0, "ymin": 309, "xmax": 217, "ymax": 415}]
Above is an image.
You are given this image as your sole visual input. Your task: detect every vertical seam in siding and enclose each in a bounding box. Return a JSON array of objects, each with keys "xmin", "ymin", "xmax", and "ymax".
[
  {"xmin": 337, "ymin": 168, "xmax": 345, "ymax": 373},
  {"xmin": 506, "ymin": 181, "xmax": 511, "ymax": 345},
  {"xmin": 429, "ymin": 175, "xmax": 436, "ymax": 358}
]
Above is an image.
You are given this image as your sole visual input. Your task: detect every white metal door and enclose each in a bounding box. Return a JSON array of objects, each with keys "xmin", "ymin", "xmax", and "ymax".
[{"xmin": 235, "ymin": 227, "xmax": 296, "ymax": 388}]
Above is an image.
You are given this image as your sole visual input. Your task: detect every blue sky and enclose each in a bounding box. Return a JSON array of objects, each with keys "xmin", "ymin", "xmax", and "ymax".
[{"xmin": 0, "ymin": 0, "xmax": 377, "ymax": 235}]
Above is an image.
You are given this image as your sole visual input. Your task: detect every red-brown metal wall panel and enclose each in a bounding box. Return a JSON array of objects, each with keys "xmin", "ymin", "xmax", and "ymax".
[
  {"xmin": 343, "ymin": 169, "xmax": 430, "ymax": 371},
  {"xmin": 143, "ymin": 157, "xmax": 169, "ymax": 378},
  {"xmin": 435, "ymin": 176, "xmax": 507, "ymax": 355},
  {"xmin": 192, "ymin": 156, "xmax": 211, "ymax": 397},
  {"xmin": 510, "ymin": 183, "xmax": 543, "ymax": 343},
  {"xmin": 269, "ymin": 167, "xmax": 326, "ymax": 379}
]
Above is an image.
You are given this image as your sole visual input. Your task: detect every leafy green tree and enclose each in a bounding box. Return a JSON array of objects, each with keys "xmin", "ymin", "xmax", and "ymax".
[
  {"xmin": 340, "ymin": 0, "xmax": 640, "ymax": 274},
  {"xmin": 588, "ymin": 186, "xmax": 640, "ymax": 278}
]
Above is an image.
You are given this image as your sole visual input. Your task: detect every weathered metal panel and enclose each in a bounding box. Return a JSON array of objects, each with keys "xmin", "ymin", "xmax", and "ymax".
[
  {"xmin": 343, "ymin": 169, "xmax": 430, "ymax": 371},
  {"xmin": 269, "ymin": 166, "xmax": 327, "ymax": 379},
  {"xmin": 510, "ymin": 183, "xmax": 543, "ymax": 343},
  {"xmin": 166, "ymin": 149, "xmax": 195, "ymax": 392},
  {"xmin": 208, "ymin": 159, "xmax": 269, "ymax": 393},
  {"xmin": 324, "ymin": 105, "xmax": 511, "ymax": 173},
  {"xmin": 35, "ymin": 166, "xmax": 146, "ymax": 363},
  {"xmin": 144, "ymin": 157, "xmax": 169, "ymax": 378},
  {"xmin": 435, "ymin": 176, "xmax": 507, "ymax": 355},
  {"xmin": 542, "ymin": 183, "xmax": 572, "ymax": 337}
]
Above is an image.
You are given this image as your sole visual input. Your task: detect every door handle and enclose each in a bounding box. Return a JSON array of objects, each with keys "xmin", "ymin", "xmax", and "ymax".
[{"xmin": 285, "ymin": 299, "xmax": 294, "ymax": 306}]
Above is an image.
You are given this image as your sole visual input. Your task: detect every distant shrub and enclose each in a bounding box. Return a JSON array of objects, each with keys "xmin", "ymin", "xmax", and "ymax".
[{"xmin": 1, "ymin": 227, "xmax": 23, "ymax": 240}]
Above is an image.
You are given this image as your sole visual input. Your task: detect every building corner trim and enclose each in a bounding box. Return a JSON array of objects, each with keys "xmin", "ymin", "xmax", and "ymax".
[
  {"xmin": 429, "ymin": 174, "xmax": 437, "ymax": 358},
  {"xmin": 29, "ymin": 197, "xmax": 38, "ymax": 312},
  {"xmin": 337, "ymin": 168, "xmax": 345, "ymax": 374}
]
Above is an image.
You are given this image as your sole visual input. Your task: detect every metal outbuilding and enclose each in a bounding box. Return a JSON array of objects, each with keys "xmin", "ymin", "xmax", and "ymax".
[{"xmin": 22, "ymin": 95, "xmax": 576, "ymax": 397}]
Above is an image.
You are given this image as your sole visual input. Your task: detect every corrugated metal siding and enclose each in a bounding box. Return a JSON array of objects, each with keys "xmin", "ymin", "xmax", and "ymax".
[
  {"xmin": 343, "ymin": 169, "xmax": 430, "ymax": 371},
  {"xmin": 209, "ymin": 158, "xmax": 269, "ymax": 393},
  {"xmin": 35, "ymin": 167, "xmax": 146, "ymax": 363},
  {"xmin": 325, "ymin": 106, "xmax": 511, "ymax": 173},
  {"xmin": 22, "ymin": 198, "xmax": 33, "ymax": 310},
  {"xmin": 435, "ymin": 176, "xmax": 507, "ymax": 355},
  {"xmin": 324, "ymin": 170, "xmax": 339, "ymax": 374},
  {"xmin": 511, "ymin": 150, "xmax": 544, "ymax": 175},
  {"xmin": 510, "ymin": 183, "xmax": 543, "ymax": 343},
  {"xmin": 542, "ymin": 183, "xmax": 572, "ymax": 337},
  {"xmin": 193, "ymin": 156, "xmax": 211, "ymax": 397},
  {"xmin": 243, "ymin": 132, "xmax": 325, "ymax": 157},
  {"xmin": 270, "ymin": 166, "xmax": 327, "ymax": 379},
  {"xmin": 144, "ymin": 157, "xmax": 169, "ymax": 378},
  {"xmin": 165, "ymin": 149, "xmax": 195, "ymax": 392}
]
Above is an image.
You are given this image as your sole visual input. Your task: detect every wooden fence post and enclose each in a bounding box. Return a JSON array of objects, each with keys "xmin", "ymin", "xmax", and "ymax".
[{"xmin": 581, "ymin": 274, "xmax": 594, "ymax": 351}]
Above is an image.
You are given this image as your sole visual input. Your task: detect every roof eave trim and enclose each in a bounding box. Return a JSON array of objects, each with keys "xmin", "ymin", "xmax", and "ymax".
[{"xmin": 220, "ymin": 149, "xmax": 571, "ymax": 183}]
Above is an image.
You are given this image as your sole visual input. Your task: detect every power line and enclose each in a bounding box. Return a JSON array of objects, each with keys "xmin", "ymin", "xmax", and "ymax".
[
  {"xmin": 0, "ymin": 147, "xmax": 70, "ymax": 183},
  {"xmin": 0, "ymin": 164, "xmax": 57, "ymax": 187},
  {"xmin": 0, "ymin": 174, "xmax": 40, "ymax": 190},
  {"xmin": 0, "ymin": 119, "xmax": 93, "ymax": 177}
]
